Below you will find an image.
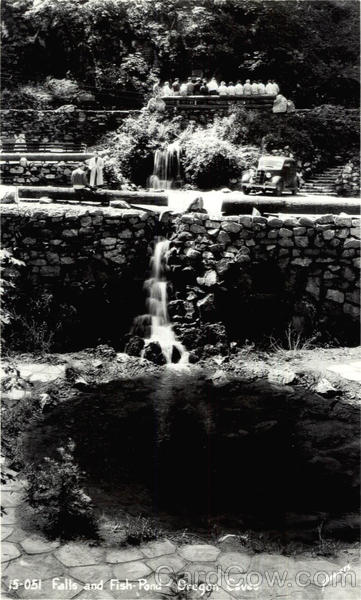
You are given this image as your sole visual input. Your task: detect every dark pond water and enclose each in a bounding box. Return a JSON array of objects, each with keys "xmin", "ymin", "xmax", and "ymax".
[{"xmin": 24, "ymin": 369, "xmax": 360, "ymax": 538}]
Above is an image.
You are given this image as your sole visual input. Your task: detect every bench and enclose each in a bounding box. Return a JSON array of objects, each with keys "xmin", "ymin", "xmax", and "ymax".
[{"xmin": 17, "ymin": 186, "xmax": 168, "ymax": 207}]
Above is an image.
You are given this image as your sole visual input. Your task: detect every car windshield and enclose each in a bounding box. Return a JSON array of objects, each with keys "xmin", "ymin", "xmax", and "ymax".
[{"xmin": 258, "ymin": 156, "xmax": 285, "ymax": 170}]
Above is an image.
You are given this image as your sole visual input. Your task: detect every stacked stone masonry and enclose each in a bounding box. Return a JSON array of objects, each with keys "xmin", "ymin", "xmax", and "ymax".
[
  {"xmin": 168, "ymin": 212, "xmax": 360, "ymax": 338},
  {"xmin": 1, "ymin": 204, "xmax": 157, "ymax": 287},
  {"xmin": 0, "ymin": 160, "xmax": 83, "ymax": 186},
  {"xmin": 1, "ymin": 206, "xmax": 360, "ymax": 344},
  {"xmin": 0, "ymin": 109, "xmax": 137, "ymax": 147}
]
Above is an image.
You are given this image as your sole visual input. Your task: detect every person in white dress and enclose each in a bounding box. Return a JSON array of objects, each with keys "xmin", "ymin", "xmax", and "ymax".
[
  {"xmin": 265, "ymin": 80, "xmax": 274, "ymax": 94},
  {"xmin": 87, "ymin": 152, "xmax": 105, "ymax": 187},
  {"xmin": 161, "ymin": 82, "xmax": 173, "ymax": 96},
  {"xmin": 251, "ymin": 80, "xmax": 259, "ymax": 94},
  {"xmin": 218, "ymin": 81, "xmax": 228, "ymax": 95},
  {"xmin": 258, "ymin": 80, "xmax": 266, "ymax": 94},
  {"xmin": 207, "ymin": 77, "xmax": 219, "ymax": 95},
  {"xmin": 227, "ymin": 81, "xmax": 236, "ymax": 95},
  {"xmin": 243, "ymin": 79, "xmax": 252, "ymax": 95},
  {"xmin": 235, "ymin": 80, "xmax": 244, "ymax": 95}
]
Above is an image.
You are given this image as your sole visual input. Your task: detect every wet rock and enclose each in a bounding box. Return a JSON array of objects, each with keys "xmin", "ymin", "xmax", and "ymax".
[
  {"xmin": 125, "ymin": 336, "xmax": 145, "ymax": 357},
  {"xmin": 314, "ymin": 378, "xmax": 337, "ymax": 396},
  {"xmin": 171, "ymin": 345, "xmax": 182, "ymax": 363},
  {"xmin": 197, "ymin": 293, "xmax": 216, "ymax": 320},
  {"xmin": 143, "ymin": 341, "xmax": 167, "ymax": 365}
]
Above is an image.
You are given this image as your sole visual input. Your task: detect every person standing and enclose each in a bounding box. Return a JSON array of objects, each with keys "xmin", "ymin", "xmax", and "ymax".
[
  {"xmin": 193, "ymin": 77, "xmax": 202, "ymax": 95},
  {"xmin": 186, "ymin": 77, "xmax": 195, "ymax": 95},
  {"xmin": 172, "ymin": 78, "xmax": 180, "ymax": 95},
  {"xmin": 235, "ymin": 80, "xmax": 244, "ymax": 95},
  {"xmin": 207, "ymin": 77, "xmax": 219, "ymax": 95},
  {"xmin": 251, "ymin": 80, "xmax": 259, "ymax": 94},
  {"xmin": 258, "ymin": 80, "xmax": 266, "ymax": 94},
  {"xmin": 227, "ymin": 81, "xmax": 236, "ymax": 95},
  {"xmin": 87, "ymin": 152, "xmax": 104, "ymax": 188},
  {"xmin": 153, "ymin": 78, "xmax": 161, "ymax": 96},
  {"xmin": 218, "ymin": 81, "xmax": 228, "ymax": 95},
  {"xmin": 200, "ymin": 78, "xmax": 208, "ymax": 95},
  {"xmin": 272, "ymin": 80, "xmax": 280, "ymax": 94},
  {"xmin": 243, "ymin": 79, "xmax": 252, "ymax": 95},
  {"xmin": 265, "ymin": 80, "xmax": 274, "ymax": 94},
  {"xmin": 162, "ymin": 81, "xmax": 173, "ymax": 96},
  {"xmin": 180, "ymin": 81, "xmax": 188, "ymax": 96}
]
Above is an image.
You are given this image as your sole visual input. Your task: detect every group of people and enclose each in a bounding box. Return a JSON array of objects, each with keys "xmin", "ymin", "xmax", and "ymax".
[{"xmin": 153, "ymin": 77, "xmax": 280, "ymax": 97}]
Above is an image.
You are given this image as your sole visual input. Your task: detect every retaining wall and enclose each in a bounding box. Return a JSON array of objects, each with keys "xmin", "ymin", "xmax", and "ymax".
[
  {"xmin": 0, "ymin": 109, "xmax": 138, "ymax": 147},
  {"xmin": 0, "ymin": 160, "xmax": 83, "ymax": 186},
  {"xmin": 1, "ymin": 205, "xmax": 360, "ymax": 350},
  {"xmin": 168, "ymin": 212, "xmax": 360, "ymax": 352}
]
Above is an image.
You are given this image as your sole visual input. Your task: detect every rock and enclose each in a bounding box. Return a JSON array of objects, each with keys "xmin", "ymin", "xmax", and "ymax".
[
  {"xmin": 267, "ymin": 369, "xmax": 296, "ymax": 385},
  {"xmin": 1, "ymin": 542, "xmax": 21, "ymax": 562},
  {"xmin": 105, "ymin": 548, "xmax": 144, "ymax": 563},
  {"xmin": 69, "ymin": 564, "xmax": 112, "ymax": 583},
  {"xmin": 112, "ymin": 560, "xmax": 152, "ymax": 580},
  {"xmin": 186, "ymin": 196, "xmax": 207, "ymax": 213},
  {"xmin": 143, "ymin": 341, "xmax": 166, "ymax": 365},
  {"xmin": 203, "ymin": 270, "xmax": 218, "ymax": 287},
  {"xmin": 171, "ymin": 345, "xmax": 182, "ymax": 363},
  {"xmin": 142, "ymin": 539, "xmax": 176, "ymax": 558},
  {"xmin": 197, "ymin": 294, "xmax": 215, "ymax": 319},
  {"xmin": 3, "ymin": 553, "xmax": 65, "ymax": 581},
  {"xmin": 218, "ymin": 230, "xmax": 232, "ymax": 245},
  {"xmin": 326, "ymin": 289, "xmax": 344, "ymax": 303},
  {"xmin": 217, "ymin": 552, "xmax": 251, "ymax": 573},
  {"xmin": 279, "ymin": 227, "xmax": 293, "ymax": 238},
  {"xmin": 221, "ymin": 222, "xmax": 241, "ymax": 233},
  {"xmin": 39, "ymin": 196, "xmax": 53, "ymax": 204},
  {"xmin": 314, "ymin": 378, "xmax": 337, "ymax": 396},
  {"xmin": 109, "ymin": 200, "xmax": 131, "ymax": 209},
  {"xmin": 255, "ymin": 420, "xmax": 279, "ymax": 432},
  {"xmin": 221, "ymin": 187, "xmax": 231, "ymax": 193},
  {"xmin": 20, "ymin": 536, "xmax": 60, "ymax": 554},
  {"xmin": 186, "ymin": 248, "xmax": 201, "ymax": 261},
  {"xmin": 55, "ymin": 543, "xmax": 105, "ymax": 567},
  {"xmin": 178, "ymin": 544, "xmax": 220, "ymax": 562},
  {"xmin": 125, "ymin": 336, "xmax": 145, "ymax": 357}
]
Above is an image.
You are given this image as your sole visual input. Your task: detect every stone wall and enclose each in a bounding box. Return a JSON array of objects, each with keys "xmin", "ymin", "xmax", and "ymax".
[
  {"xmin": 0, "ymin": 160, "xmax": 82, "ymax": 186},
  {"xmin": 1, "ymin": 205, "xmax": 360, "ymax": 351},
  {"xmin": 167, "ymin": 212, "xmax": 360, "ymax": 355},
  {"xmin": 1, "ymin": 204, "xmax": 157, "ymax": 349},
  {"xmin": 1, "ymin": 109, "xmax": 139, "ymax": 147}
]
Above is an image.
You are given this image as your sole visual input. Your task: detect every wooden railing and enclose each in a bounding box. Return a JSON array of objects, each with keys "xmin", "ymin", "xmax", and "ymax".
[
  {"xmin": 163, "ymin": 94, "xmax": 276, "ymax": 110},
  {"xmin": 1, "ymin": 142, "xmax": 87, "ymax": 153}
]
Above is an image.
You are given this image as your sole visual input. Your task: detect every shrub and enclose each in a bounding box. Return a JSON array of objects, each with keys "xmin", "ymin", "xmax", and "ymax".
[
  {"xmin": 26, "ymin": 440, "xmax": 97, "ymax": 540},
  {"xmin": 180, "ymin": 127, "xmax": 245, "ymax": 188},
  {"xmin": 1, "ymin": 389, "xmax": 41, "ymax": 470},
  {"xmin": 99, "ymin": 110, "xmax": 182, "ymax": 186},
  {"xmin": 0, "ymin": 249, "xmax": 24, "ymax": 343}
]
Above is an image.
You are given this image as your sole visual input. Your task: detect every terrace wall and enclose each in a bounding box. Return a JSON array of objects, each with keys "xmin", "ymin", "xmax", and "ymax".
[{"xmin": 1, "ymin": 205, "xmax": 360, "ymax": 350}]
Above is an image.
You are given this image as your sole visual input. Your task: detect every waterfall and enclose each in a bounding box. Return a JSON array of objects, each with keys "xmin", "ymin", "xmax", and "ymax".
[
  {"xmin": 133, "ymin": 238, "xmax": 188, "ymax": 365},
  {"xmin": 147, "ymin": 140, "xmax": 181, "ymax": 190}
]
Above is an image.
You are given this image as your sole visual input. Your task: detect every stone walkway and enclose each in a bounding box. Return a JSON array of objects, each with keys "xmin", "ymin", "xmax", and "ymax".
[{"xmin": 1, "ymin": 476, "xmax": 360, "ymax": 600}]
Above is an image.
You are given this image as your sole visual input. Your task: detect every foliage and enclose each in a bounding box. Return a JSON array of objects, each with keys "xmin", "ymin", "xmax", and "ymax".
[
  {"xmin": 122, "ymin": 515, "xmax": 163, "ymax": 546},
  {"xmin": 2, "ymin": 0, "xmax": 359, "ymax": 108},
  {"xmin": 25, "ymin": 439, "xmax": 97, "ymax": 539},
  {"xmin": 227, "ymin": 104, "xmax": 360, "ymax": 175},
  {"xmin": 1, "ymin": 388, "xmax": 41, "ymax": 470},
  {"xmin": 100, "ymin": 110, "xmax": 182, "ymax": 185},
  {"xmin": 180, "ymin": 129, "xmax": 243, "ymax": 189},
  {"xmin": 0, "ymin": 249, "xmax": 24, "ymax": 338},
  {"xmin": 5, "ymin": 291, "xmax": 77, "ymax": 354}
]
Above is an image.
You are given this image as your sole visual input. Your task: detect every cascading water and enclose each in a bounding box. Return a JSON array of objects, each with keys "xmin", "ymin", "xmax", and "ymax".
[
  {"xmin": 147, "ymin": 140, "xmax": 182, "ymax": 190},
  {"xmin": 133, "ymin": 238, "xmax": 188, "ymax": 365}
]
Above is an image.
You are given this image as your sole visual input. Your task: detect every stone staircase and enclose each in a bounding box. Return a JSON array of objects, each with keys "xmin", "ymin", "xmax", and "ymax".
[{"xmin": 302, "ymin": 165, "xmax": 343, "ymax": 196}]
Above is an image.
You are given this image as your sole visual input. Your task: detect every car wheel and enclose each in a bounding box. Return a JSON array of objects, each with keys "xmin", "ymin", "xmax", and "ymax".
[
  {"xmin": 274, "ymin": 183, "xmax": 283, "ymax": 196},
  {"xmin": 242, "ymin": 187, "xmax": 250, "ymax": 195},
  {"xmin": 291, "ymin": 188, "xmax": 298, "ymax": 195}
]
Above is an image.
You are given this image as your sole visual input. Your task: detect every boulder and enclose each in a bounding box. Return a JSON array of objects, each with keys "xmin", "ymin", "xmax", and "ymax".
[
  {"xmin": 185, "ymin": 196, "xmax": 207, "ymax": 214},
  {"xmin": 125, "ymin": 336, "xmax": 145, "ymax": 357},
  {"xmin": 143, "ymin": 341, "xmax": 167, "ymax": 365}
]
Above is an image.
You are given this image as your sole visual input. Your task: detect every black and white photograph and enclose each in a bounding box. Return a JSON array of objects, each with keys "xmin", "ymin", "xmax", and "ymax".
[{"xmin": 1, "ymin": 0, "xmax": 360, "ymax": 599}]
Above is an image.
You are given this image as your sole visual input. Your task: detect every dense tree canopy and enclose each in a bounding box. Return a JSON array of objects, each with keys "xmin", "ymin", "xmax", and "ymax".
[{"xmin": 1, "ymin": 0, "xmax": 359, "ymax": 107}]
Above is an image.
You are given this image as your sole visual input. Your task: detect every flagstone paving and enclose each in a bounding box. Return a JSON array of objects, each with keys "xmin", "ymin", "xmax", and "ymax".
[{"xmin": 1, "ymin": 475, "xmax": 360, "ymax": 600}]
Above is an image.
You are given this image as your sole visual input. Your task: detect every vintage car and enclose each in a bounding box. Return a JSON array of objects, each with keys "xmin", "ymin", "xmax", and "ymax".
[{"xmin": 241, "ymin": 155, "xmax": 298, "ymax": 195}]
